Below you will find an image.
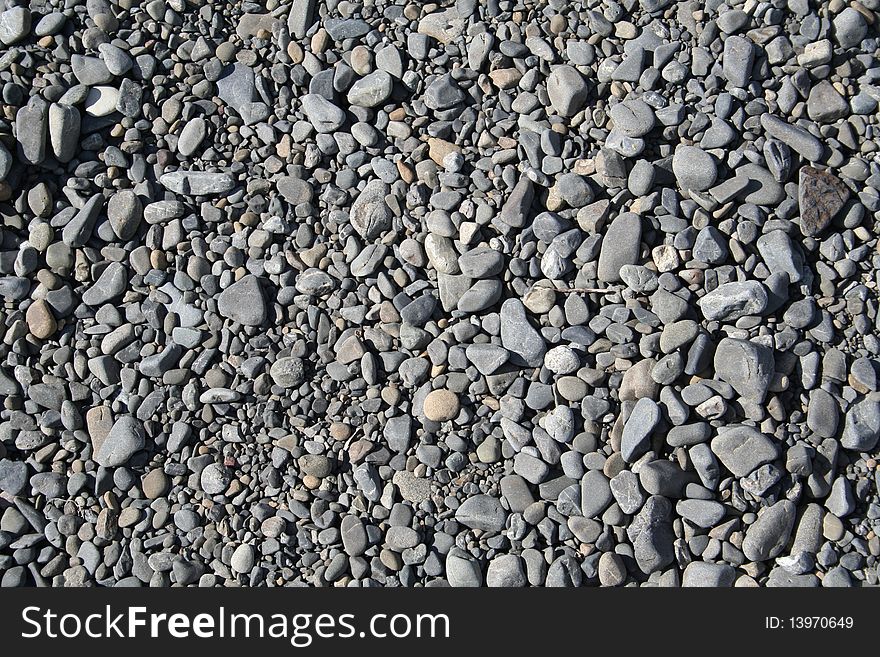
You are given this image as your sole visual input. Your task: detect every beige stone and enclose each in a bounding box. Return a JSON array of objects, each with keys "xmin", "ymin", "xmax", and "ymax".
[
  {"xmin": 423, "ymin": 389, "xmax": 460, "ymax": 422},
  {"xmin": 25, "ymin": 299, "xmax": 56, "ymax": 339}
]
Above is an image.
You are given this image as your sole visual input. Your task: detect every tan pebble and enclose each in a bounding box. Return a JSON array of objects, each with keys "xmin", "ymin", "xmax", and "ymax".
[
  {"xmin": 423, "ymin": 389, "xmax": 460, "ymax": 422},
  {"xmin": 489, "ymin": 68, "xmax": 522, "ymax": 89},
  {"xmin": 350, "ymin": 45, "xmax": 373, "ymax": 75},
  {"xmin": 141, "ymin": 468, "xmax": 170, "ymax": 499},
  {"xmin": 427, "ymin": 137, "xmax": 461, "ymax": 166},
  {"xmin": 25, "ymin": 299, "xmax": 57, "ymax": 339},
  {"xmin": 330, "ymin": 422, "xmax": 352, "ymax": 441},
  {"xmin": 287, "ymin": 42, "xmax": 303, "ymax": 64}
]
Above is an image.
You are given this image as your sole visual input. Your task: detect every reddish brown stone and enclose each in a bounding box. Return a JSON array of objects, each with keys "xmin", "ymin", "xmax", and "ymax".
[{"xmin": 798, "ymin": 166, "xmax": 850, "ymax": 237}]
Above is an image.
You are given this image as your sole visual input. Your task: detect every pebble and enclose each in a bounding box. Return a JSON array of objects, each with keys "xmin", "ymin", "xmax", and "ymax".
[
  {"xmin": 455, "ymin": 495, "xmax": 507, "ymax": 532},
  {"xmin": 597, "ymin": 213, "xmax": 642, "ymax": 282},
  {"xmin": 25, "ymin": 299, "xmax": 56, "ymax": 339},
  {"xmin": 0, "ymin": 7, "xmax": 30, "ymax": 45},
  {"xmin": 347, "ymin": 71, "xmax": 394, "ymax": 108},
  {"xmin": 742, "ymin": 501, "xmax": 797, "ymax": 562},
  {"xmin": 350, "ymin": 180, "xmax": 392, "ymax": 239},
  {"xmin": 423, "ymin": 389, "xmax": 460, "ymax": 422},
  {"xmin": 160, "ymin": 171, "xmax": 236, "ymax": 196},
  {"xmin": 93, "ymin": 416, "xmax": 145, "ymax": 468},
  {"xmin": 500, "ymin": 298, "xmax": 546, "ymax": 367},
  {"xmin": 217, "ymin": 275, "xmax": 266, "ymax": 326},
  {"xmin": 269, "ymin": 357, "xmax": 306, "ymax": 388},
  {"xmin": 711, "ymin": 425, "xmax": 780, "ymax": 478},
  {"xmin": 699, "ymin": 282, "xmax": 768, "ymax": 321},
  {"xmin": 760, "ymin": 114, "xmax": 824, "ymax": 163},
  {"xmin": 609, "ymin": 98, "xmax": 655, "ymax": 138},
  {"xmin": 672, "ymin": 146, "xmax": 717, "ymax": 191},
  {"xmin": 546, "ymin": 65, "xmax": 588, "ymax": 117},
  {"xmin": 107, "ymin": 190, "xmax": 143, "ymax": 240},
  {"xmin": 799, "ymin": 167, "xmax": 850, "ymax": 237},
  {"xmin": 840, "ymin": 400, "xmax": 880, "ymax": 451},
  {"xmin": 301, "ymin": 94, "xmax": 346, "ymax": 133},
  {"xmin": 621, "ymin": 398, "xmax": 661, "ymax": 462},
  {"xmin": 682, "ymin": 561, "xmax": 736, "ymax": 587}
]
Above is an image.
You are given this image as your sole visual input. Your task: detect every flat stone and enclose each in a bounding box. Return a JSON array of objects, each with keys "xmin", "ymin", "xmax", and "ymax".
[
  {"xmin": 840, "ymin": 399, "xmax": 880, "ymax": 452},
  {"xmin": 736, "ymin": 163, "xmax": 785, "ymax": 205},
  {"xmin": 324, "ymin": 18, "xmax": 370, "ymax": 40},
  {"xmin": 806, "ymin": 388, "xmax": 840, "ymax": 439},
  {"xmin": 682, "ymin": 561, "xmax": 736, "ymax": 586},
  {"xmin": 71, "ymin": 55, "xmax": 113, "ymax": 85},
  {"xmin": 673, "ymin": 145, "xmax": 717, "ymax": 191},
  {"xmin": 347, "ymin": 71, "xmax": 394, "ymax": 108},
  {"xmin": 609, "ymin": 98, "xmax": 655, "ymax": 137},
  {"xmin": 25, "ymin": 299, "xmax": 56, "ymax": 339},
  {"xmin": 82, "ymin": 262, "xmax": 126, "ymax": 306},
  {"xmin": 277, "ymin": 176, "xmax": 313, "ymax": 205},
  {"xmin": 676, "ymin": 499, "xmax": 726, "ymax": 528},
  {"xmin": 445, "ymin": 550, "xmax": 482, "ymax": 586},
  {"xmin": 301, "ymin": 93, "xmax": 346, "ymax": 133},
  {"xmin": 597, "ymin": 212, "xmax": 642, "ymax": 282},
  {"xmin": 580, "ymin": 470, "xmax": 613, "ymax": 518},
  {"xmin": 833, "ymin": 8, "xmax": 867, "ymax": 49},
  {"xmin": 216, "ymin": 63, "xmax": 266, "ymax": 125},
  {"xmin": 230, "ymin": 543, "xmax": 255, "ymax": 574},
  {"xmin": 546, "ymin": 65, "xmax": 588, "ymax": 117},
  {"xmin": 16, "ymin": 96, "xmax": 48, "ymax": 165},
  {"xmin": 807, "ymin": 81, "xmax": 849, "ymax": 122},
  {"xmin": 0, "ymin": 458, "xmax": 28, "ymax": 495},
  {"xmin": 61, "ymin": 194, "xmax": 103, "ymax": 247},
  {"xmin": 48, "ymin": 103, "xmax": 80, "ymax": 163},
  {"xmin": 177, "ymin": 117, "xmax": 206, "ymax": 157},
  {"xmin": 217, "ymin": 275, "xmax": 267, "ymax": 326},
  {"xmin": 424, "ymin": 74, "xmax": 466, "ymax": 110},
  {"xmin": 621, "ymin": 398, "xmax": 661, "ymax": 462},
  {"xmin": 417, "ymin": 9, "xmax": 465, "ymax": 45},
  {"xmin": 269, "ymin": 357, "xmax": 305, "ymax": 388},
  {"xmin": 714, "ymin": 338, "xmax": 775, "ymax": 403},
  {"xmin": 629, "ymin": 496, "xmax": 675, "ymax": 574},
  {"xmin": 499, "ymin": 177, "xmax": 534, "ymax": 228},
  {"xmin": 711, "ymin": 425, "xmax": 780, "ymax": 477},
  {"xmin": 799, "ymin": 166, "xmax": 850, "ymax": 237},
  {"xmin": 486, "ymin": 554, "xmax": 527, "ymax": 587},
  {"xmin": 742, "ymin": 500, "xmax": 797, "ymax": 562},
  {"xmin": 699, "ymin": 281, "xmax": 768, "ymax": 321},
  {"xmin": 0, "ymin": 7, "xmax": 30, "ymax": 45},
  {"xmin": 200, "ymin": 463, "xmax": 230, "ymax": 495},
  {"xmin": 455, "ymin": 495, "xmax": 507, "ymax": 532},
  {"xmin": 103, "ymin": 192, "xmax": 141, "ymax": 243},
  {"xmin": 288, "ymin": 0, "xmax": 317, "ymax": 38},
  {"xmin": 500, "ymin": 298, "xmax": 547, "ymax": 367},
  {"xmin": 757, "ymin": 230, "xmax": 803, "ymax": 283},
  {"xmin": 94, "ymin": 415, "xmax": 145, "ymax": 467},
  {"xmin": 84, "ymin": 86, "xmax": 120, "ymax": 116},
  {"xmin": 722, "ymin": 35, "xmax": 754, "ymax": 87},
  {"xmin": 160, "ymin": 170, "xmax": 236, "ymax": 196}
]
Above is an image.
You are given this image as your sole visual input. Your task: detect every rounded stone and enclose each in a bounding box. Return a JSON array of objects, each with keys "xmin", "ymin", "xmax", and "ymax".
[
  {"xmin": 141, "ymin": 469, "xmax": 170, "ymax": 499},
  {"xmin": 200, "ymin": 463, "xmax": 231, "ymax": 495},
  {"xmin": 25, "ymin": 299, "xmax": 57, "ymax": 339},
  {"xmin": 423, "ymin": 389, "xmax": 460, "ymax": 422},
  {"xmin": 672, "ymin": 145, "xmax": 717, "ymax": 191},
  {"xmin": 231, "ymin": 543, "xmax": 255, "ymax": 574},
  {"xmin": 269, "ymin": 357, "xmax": 306, "ymax": 388}
]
